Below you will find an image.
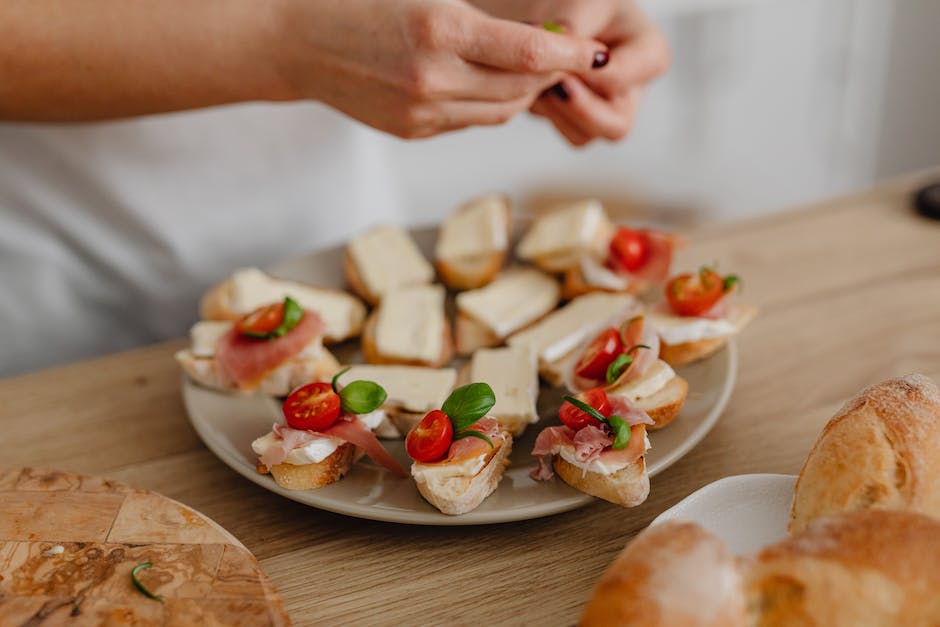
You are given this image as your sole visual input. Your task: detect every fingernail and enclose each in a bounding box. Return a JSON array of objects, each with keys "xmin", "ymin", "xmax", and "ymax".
[
  {"xmin": 592, "ymin": 51, "xmax": 609, "ymax": 69},
  {"xmin": 521, "ymin": 20, "xmax": 537, "ymax": 26},
  {"xmin": 550, "ymin": 82, "xmax": 569, "ymax": 102}
]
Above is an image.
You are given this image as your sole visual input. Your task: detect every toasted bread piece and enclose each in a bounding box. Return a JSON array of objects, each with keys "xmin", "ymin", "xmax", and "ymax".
[
  {"xmin": 789, "ymin": 374, "xmax": 940, "ymax": 535},
  {"xmin": 581, "ymin": 521, "xmax": 748, "ymax": 627},
  {"xmin": 360, "ymin": 306, "xmax": 454, "ymax": 368},
  {"xmin": 562, "ymin": 261, "xmax": 644, "ymax": 301},
  {"xmin": 176, "ymin": 347, "xmax": 341, "ymax": 396},
  {"xmin": 516, "ymin": 199, "xmax": 615, "ymax": 274},
  {"xmin": 436, "ymin": 194, "xmax": 510, "ymax": 290},
  {"xmin": 656, "ymin": 304, "xmax": 759, "ymax": 367},
  {"xmin": 259, "ymin": 443, "xmax": 363, "ymax": 490},
  {"xmin": 413, "ymin": 436, "xmax": 513, "ymax": 515},
  {"xmin": 554, "ymin": 456, "xmax": 649, "ymax": 507},
  {"xmin": 200, "ymin": 268, "xmax": 366, "ymax": 344},
  {"xmin": 454, "ymin": 311, "xmax": 502, "ymax": 355},
  {"xmin": 634, "ymin": 375, "xmax": 690, "ymax": 430},
  {"xmin": 344, "ymin": 226, "xmax": 434, "ymax": 305}
]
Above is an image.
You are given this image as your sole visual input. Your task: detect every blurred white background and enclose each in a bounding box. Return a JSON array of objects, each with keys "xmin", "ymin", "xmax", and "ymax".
[{"xmin": 377, "ymin": 0, "xmax": 940, "ymax": 226}]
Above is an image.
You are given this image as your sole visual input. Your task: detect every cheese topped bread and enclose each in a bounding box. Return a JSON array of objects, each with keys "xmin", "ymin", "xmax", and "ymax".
[
  {"xmin": 650, "ymin": 304, "xmax": 758, "ymax": 367},
  {"xmin": 467, "ymin": 345, "xmax": 539, "ymax": 437},
  {"xmin": 435, "ymin": 194, "xmax": 510, "ymax": 291},
  {"xmin": 367, "ymin": 284, "xmax": 449, "ymax": 366},
  {"xmin": 200, "ymin": 267, "xmax": 366, "ymax": 344},
  {"xmin": 345, "ymin": 226, "xmax": 434, "ymax": 303},
  {"xmin": 455, "ymin": 268, "xmax": 560, "ymax": 354},
  {"xmin": 508, "ymin": 292, "xmax": 639, "ymax": 385},
  {"xmin": 516, "ymin": 199, "xmax": 614, "ymax": 273}
]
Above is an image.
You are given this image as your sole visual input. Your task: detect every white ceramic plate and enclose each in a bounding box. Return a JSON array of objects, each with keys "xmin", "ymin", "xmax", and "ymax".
[
  {"xmin": 652, "ymin": 474, "xmax": 798, "ymax": 554},
  {"xmin": 182, "ymin": 227, "xmax": 738, "ymax": 525}
]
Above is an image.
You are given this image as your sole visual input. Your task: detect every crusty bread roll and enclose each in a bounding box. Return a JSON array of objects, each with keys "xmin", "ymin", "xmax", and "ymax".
[
  {"xmin": 258, "ymin": 444, "xmax": 363, "ymax": 490},
  {"xmin": 581, "ymin": 521, "xmax": 748, "ymax": 627},
  {"xmin": 413, "ymin": 436, "xmax": 513, "ymax": 515},
  {"xmin": 789, "ymin": 373, "xmax": 940, "ymax": 535},
  {"xmin": 555, "ymin": 456, "xmax": 650, "ymax": 508},
  {"xmin": 749, "ymin": 510, "xmax": 940, "ymax": 627}
]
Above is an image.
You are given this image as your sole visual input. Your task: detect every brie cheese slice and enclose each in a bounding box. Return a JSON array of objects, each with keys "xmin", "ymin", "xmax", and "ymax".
[
  {"xmin": 436, "ymin": 194, "xmax": 509, "ymax": 261},
  {"xmin": 456, "ymin": 269, "xmax": 560, "ymax": 338},
  {"xmin": 341, "ymin": 365, "xmax": 457, "ymax": 413},
  {"xmin": 374, "ymin": 285, "xmax": 446, "ymax": 363},
  {"xmin": 348, "ymin": 226, "xmax": 434, "ymax": 298}
]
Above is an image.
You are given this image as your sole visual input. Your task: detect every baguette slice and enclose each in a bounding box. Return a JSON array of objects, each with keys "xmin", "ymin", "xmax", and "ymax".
[
  {"xmin": 516, "ymin": 199, "xmax": 614, "ymax": 273},
  {"xmin": 435, "ymin": 194, "xmax": 510, "ymax": 290},
  {"xmin": 360, "ymin": 285, "xmax": 454, "ymax": 368},
  {"xmin": 554, "ymin": 455, "xmax": 649, "ymax": 508},
  {"xmin": 789, "ymin": 373, "xmax": 940, "ymax": 535},
  {"xmin": 581, "ymin": 521, "xmax": 748, "ymax": 627},
  {"xmin": 652, "ymin": 304, "xmax": 759, "ymax": 367},
  {"xmin": 344, "ymin": 225, "xmax": 434, "ymax": 305},
  {"xmin": 258, "ymin": 443, "xmax": 363, "ymax": 490},
  {"xmin": 200, "ymin": 267, "xmax": 366, "ymax": 344},
  {"xmin": 413, "ymin": 434, "xmax": 513, "ymax": 515},
  {"xmin": 562, "ymin": 257, "xmax": 645, "ymax": 301}
]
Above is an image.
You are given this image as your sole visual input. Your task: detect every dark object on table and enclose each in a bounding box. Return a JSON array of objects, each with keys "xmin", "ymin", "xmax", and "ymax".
[{"xmin": 913, "ymin": 182, "xmax": 940, "ymax": 220}]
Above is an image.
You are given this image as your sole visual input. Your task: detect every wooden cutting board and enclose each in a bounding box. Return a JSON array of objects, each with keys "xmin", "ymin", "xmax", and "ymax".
[{"xmin": 0, "ymin": 467, "xmax": 289, "ymax": 626}]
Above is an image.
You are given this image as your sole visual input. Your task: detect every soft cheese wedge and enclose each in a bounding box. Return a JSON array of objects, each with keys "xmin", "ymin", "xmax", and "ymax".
[
  {"xmin": 175, "ymin": 319, "xmax": 340, "ymax": 396},
  {"xmin": 199, "ymin": 267, "xmax": 366, "ymax": 344},
  {"xmin": 340, "ymin": 364, "xmax": 458, "ymax": 435},
  {"xmin": 516, "ymin": 199, "xmax": 614, "ymax": 273},
  {"xmin": 454, "ymin": 268, "xmax": 560, "ymax": 355},
  {"xmin": 436, "ymin": 194, "xmax": 510, "ymax": 290},
  {"xmin": 508, "ymin": 292, "xmax": 639, "ymax": 386},
  {"xmin": 464, "ymin": 345, "xmax": 539, "ymax": 437},
  {"xmin": 345, "ymin": 225, "xmax": 434, "ymax": 304},
  {"xmin": 361, "ymin": 284, "xmax": 453, "ymax": 368},
  {"xmin": 649, "ymin": 304, "xmax": 758, "ymax": 367}
]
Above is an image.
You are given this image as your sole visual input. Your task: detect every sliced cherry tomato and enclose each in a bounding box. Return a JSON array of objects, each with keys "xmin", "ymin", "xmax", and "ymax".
[
  {"xmin": 406, "ymin": 409, "xmax": 454, "ymax": 463},
  {"xmin": 236, "ymin": 302, "xmax": 285, "ymax": 338},
  {"xmin": 574, "ymin": 327, "xmax": 624, "ymax": 381},
  {"xmin": 559, "ymin": 387, "xmax": 611, "ymax": 431},
  {"xmin": 283, "ymin": 382, "xmax": 341, "ymax": 431},
  {"xmin": 608, "ymin": 227, "xmax": 652, "ymax": 273},
  {"xmin": 665, "ymin": 268, "xmax": 726, "ymax": 317}
]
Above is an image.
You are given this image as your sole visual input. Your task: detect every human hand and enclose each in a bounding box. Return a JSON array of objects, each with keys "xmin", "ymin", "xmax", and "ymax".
[
  {"xmin": 278, "ymin": 0, "xmax": 610, "ymax": 139},
  {"xmin": 474, "ymin": 0, "xmax": 669, "ymax": 146}
]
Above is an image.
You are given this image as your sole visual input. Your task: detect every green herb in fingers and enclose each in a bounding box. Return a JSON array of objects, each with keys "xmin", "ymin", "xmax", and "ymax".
[{"xmin": 407, "ymin": 383, "xmax": 498, "ymax": 463}]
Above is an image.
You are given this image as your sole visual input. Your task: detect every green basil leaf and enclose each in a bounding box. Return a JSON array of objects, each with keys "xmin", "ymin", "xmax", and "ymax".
[
  {"xmin": 442, "ymin": 383, "xmax": 496, "ymax": 431},
  {"xmin": 339, "ymin": 380, "xmax": 387, "ymax": 415},
  {"xmin": 542, "ymin": 20, "xmax": 565, "ymax": 33},
  {"xmin": 723, "ymin": 274, "xmax": 741, "ymax": 292},
  {"xmin": 562, "ymin": 395, "xmax": 609, "ymax": 425},
  {"xmin": 453, "ymin": 429, "xmax": 494, "ymax": 449},
  {"xmin": 609, "ymin": 415, "xmax": 631, "ymax": 450},
  {"xmin": 331, "ymin": 366, "xmax": 351, "ymax": 393},
  {"xmin": 131, "ymin": 562, "xmax": 164, "ymax": 603},
  {"xmin": 605, "ymin": 354, "xmax": 633, "ymax": 384},
  {"xmin": 272, "ymin": 296, "xmax": 304, "ymax": 337}
]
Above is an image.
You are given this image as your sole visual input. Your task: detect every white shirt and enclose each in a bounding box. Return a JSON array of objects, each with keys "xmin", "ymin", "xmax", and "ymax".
[{"xmin": 0, "ymin": 102, "xmax": 402, "ymax": 375}]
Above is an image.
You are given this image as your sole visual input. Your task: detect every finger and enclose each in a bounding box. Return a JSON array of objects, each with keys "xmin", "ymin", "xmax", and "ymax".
[
  {"xmin": 460, "ymin": 16, "xmax": 609, "ymax": 75},
  {"xmin": 550, "ymin": 79, "xmax": 639, "ymax": 142},
  {"xmin": 409, "ymin": 96, "xmax": 534, "ymax": 138},
  {"xmin": 535, "ymin": 93, "xmax": 592, "ymax": 146},
  {"xmin": 579, "ymin": 30, "xmax": 670, "ymax": 98},
  {"xmin": 455, "ymin": 64, "xmax": 561, "ymax": 102}
]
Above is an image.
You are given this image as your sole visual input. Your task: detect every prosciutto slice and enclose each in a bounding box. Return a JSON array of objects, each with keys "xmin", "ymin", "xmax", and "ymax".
[
  {"xmin": 260, "ymin": 423, "xmax": 328, "ymax": 468},
  {"xmin": 530, "ymin": 423, "xmax": 648, "ymax": 480},
  {"xmin": 565, "ymin": 315, "xmax": 661, "ymax": 392},
  {"xmin": 628, "ymin": 231, "xmax": 680, "ymax": 283},
  {"xmin": 423, "ymin": 417, "xmax": 505, "ymax": 467},
  {"xmin": 216, "ymin": 309, "xmax": 323, "ymax": 388}
]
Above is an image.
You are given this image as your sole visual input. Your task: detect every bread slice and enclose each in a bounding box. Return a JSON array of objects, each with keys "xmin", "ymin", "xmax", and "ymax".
[
  {"xmin": 516, "ymin": 199, "xmax": 615, "ymax": 274},
  {"xmin": 789, "ymin": 373, "xmax": 940, "ymax": 535},
  {"xmin": 634, "ymin": 375, "xmax": 690, "ymax": 430},
  {"xmin": 655, "ymin": 304, "xmax": 759, "ymax": 367},
  {"xmin": 344, "ymin": 226, "xmax": 434, "ymax": 305},
  {"xmin": 200, "ymin": 267, "xmax": 366, "ymax": 344},
  {"xmin": 360, "ymin": 286, "xmax": 454, "ymax": 368},
  {"xmin": 561, "ymin": 259, "xmax": 644, "ymax": 301},
  {"xmin": 413, "ymin": 436, "xmax": 513, "ymax": 515},
  {"xmin": 258, "ymin": 443, "xmax": 363, "ymax": 490},
  {"xmin": 435, "ymin": 194, "xmax": 510, "ymax": 290},
  {"xmin": 581, "ymin": 521, "xmax": 748, "ymax": 627},
  {"xmin": 553, "ymin": 456, "xmax": 649, "ymax": 507}
]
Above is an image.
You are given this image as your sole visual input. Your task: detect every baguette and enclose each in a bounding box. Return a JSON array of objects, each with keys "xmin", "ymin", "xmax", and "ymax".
[
  {"xmin": 258, "ymin": 443, "xmax": 363, "ymax": 490},
  {"xmin": 581, "ymin": 521, "xmax": 748, "ymax": 627},
  {"xmin": 653, "ymin": 304, "xmax": 759, "ymax": 368},
  {"xmin": 413, "ymin": 435, "xmax": 513, "ymax": 515},
  {"xmin": 435, "ymin": 194, "xmax": 510, "ymax": 290},
  {"xmin": 789, "ymin": 373, "xmax": 940, "ymax": 534},
  {"xmin": 200, "ymin": 267, "xmax": 366, "ymax": 344}
]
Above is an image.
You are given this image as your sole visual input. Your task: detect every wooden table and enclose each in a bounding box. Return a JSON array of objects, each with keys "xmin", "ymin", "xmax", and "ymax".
[{"xmin": 2, "ymin": 171, "xmax": 940, "ymax": 626}]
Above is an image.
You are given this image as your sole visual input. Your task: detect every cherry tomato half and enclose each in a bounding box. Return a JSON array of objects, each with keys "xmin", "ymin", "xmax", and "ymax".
[
  {"xmin": 283, "ymin": 382, "xmax": 341, "ymax": 431},
  {"xmin": 559, "ymin": 387, "xmax": 611, "ymax": 431},
  {"xmin": 406, "ymin": 409, "xmax": 454, "ymax": 463},
  {"xmin": 608, "ymin": 228, "xmax": 652, "ymax": 273},
  {"xmin": 574, "ymin": 327, "xmax": 624, "ymax": 381},
  {"xmin": 236, "ymin": 302, "xmax": 285, "ymax": 338},
  {"xmin": 665, "ymin": 268, "xmax": 726, "ymax": 317}
]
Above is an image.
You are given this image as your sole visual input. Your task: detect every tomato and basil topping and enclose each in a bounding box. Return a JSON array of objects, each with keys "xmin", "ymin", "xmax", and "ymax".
[
  {"xmin": 282, "ymin": 368, "xmax": 387, "ymax": 431},
  {"xmin": 561, "ymin": 390, "xmax": 632, "ymax": 450},
  {"xmin": 236, "ymin": 296, "xmax": 304, "ymax": 339},
  {"xmin": 665, "ymin": 267, "xmax": 740, "ymax": 317},
  {"xmin": 607, "ymin": 227, "xmax": 652, "ymax": 274},
  {"xmin": 574, "ymin": 316, "xmax": 651, "ymax": 384},
  {"xmin": 406, "ymin": 382, "xmax": 497, "ymax": 463}
]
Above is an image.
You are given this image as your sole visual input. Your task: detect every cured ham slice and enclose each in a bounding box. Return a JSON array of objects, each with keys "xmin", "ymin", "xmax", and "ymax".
[
  {"xmin": 530, "ymin": 423, "xmax": 648, "ymax": 480},
  {"xmin": 439, "ymin": 417, "xmax": 504, "ymax": 464},
  {"xmin": 566, "ymin": 316, "xmax": 661, "ymax": 392},
  {"xmin": 628, "ymin": 231, "xmax": 679, "ymax": 283},
  {"xmin": 216, "ymin": 309, "xmax": 323, "ymax": 388}
]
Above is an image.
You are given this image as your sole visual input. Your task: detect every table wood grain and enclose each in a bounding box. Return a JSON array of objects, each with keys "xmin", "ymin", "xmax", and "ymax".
[{"xmin": 2, "ymin": 170, "xmax": 939, "ymax": 626}]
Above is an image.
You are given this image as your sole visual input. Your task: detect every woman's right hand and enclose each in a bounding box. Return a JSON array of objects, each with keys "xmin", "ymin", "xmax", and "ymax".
[{"xmin": 278, "ymin": 0, "xmax": 609, "ymax": 138}]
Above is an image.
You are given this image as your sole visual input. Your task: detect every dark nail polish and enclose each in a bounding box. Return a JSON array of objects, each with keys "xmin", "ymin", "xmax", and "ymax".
[
  {"xmin": 592, "ymin": 51, "xmax": 609, "ymax": 69},
  {"xmin": 550, "ymin": 83, "xmax": 569, "ymax": 102}
]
